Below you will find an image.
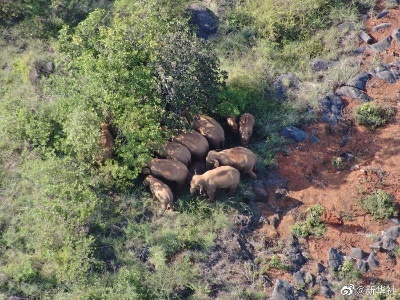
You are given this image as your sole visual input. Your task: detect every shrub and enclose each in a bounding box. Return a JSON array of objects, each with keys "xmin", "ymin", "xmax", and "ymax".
[
  {"xmin": 355, "ymin": 102, "xmax": 394, "ymax": 130},
  {"xmin": 268, "ymin": 255, "xmax": 288, "ymax": 270},
  {"xmin": 359, "ymin": 190, "xmax": 397, "ymax": 220},
  {"xmin": 336, "ymin": 260, "xmax": 361, "ymax": 282},
  {"xmin": 291, "ymin": 204, "xmax": 326, "ymax": 238}
]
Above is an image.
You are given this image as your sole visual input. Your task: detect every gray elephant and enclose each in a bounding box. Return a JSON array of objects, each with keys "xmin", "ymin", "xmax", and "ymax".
[
  {"xmin": 172, "ymin": 131, "xmax": 209, "ymax": 160},
  {"xmin": 206, "ymin": 147, "xmax": 257, "ymax": 179},
  {"xmin": 143, "ymin": 158, "xmax": 189, "ymax": 190},
  {"xmin": 192, "ymin": 115, "xmax": 225, "ymax": 150},
  {"xmin": 190, "ymin": 166, "xmax": 240, "ymax": 201},
  {"xmin": 144, "ymin": 175, "xmax": 174, "ymax": 210},
  {"xmin": 239, "ymin": 113, "xmax": 255, "ymax": 147},
  {"xmin": 162, "ymin": 141, "xmax": 191, "ymax": 167}
]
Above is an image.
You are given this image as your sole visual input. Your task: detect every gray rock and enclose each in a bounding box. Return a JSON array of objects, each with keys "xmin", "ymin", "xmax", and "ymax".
[
  {"xmin": 370, "ymin": 241, "xmax": 382, "ymax": 251},
  {"xmin": 390, "ymin": 218, "xmax": 400, "ymax": 225},
  {"xmin": 293, "ymin": 290, "xmax": 308, "ymax": 300},
  {"xmin": 356, "ymin": 259, "xmax": 369, "ymax": 273},
  {"xmin": 345, "ymin": 72, "xmax": 371, "ymax": 91},
  {"xmin": 373, "ymin": 23, "xmax": 392, "ymax": 32},
  {"xmin": 317, "ymin": 262, "xmax": 326, "ymax": 274},
  {"xmin": 377, "ymin": 10, "xmax": 389, "ymax": 19},
  {"xmin": 310, "ymin": 134, "xmax": 320, "ymax": 143},
  {"xmin": 253, "ymin": 180, "xmax": 269, "ymax": 202},
  {"xmin": 392, "ymin": 28, "xmax": 400, "ymax": 44},
  {"xmin": 353, "ymin": 46, "xmax": 366, "ymax": 55},
  {"xmin": 304, "ymin": 272, "xmax": 314, "ymax": 286},
  {"xmin": 328, "ymin": 247, "xmax": 344, "ymax": 271},
  {"xmin": 366, "ymin": 252, "xmax": 379, "ymax": 270},
  {"xmin": 310, "ymin": 58, "xmax": 333, "ymax": 72},
  {"xmin": 273, "ymin": 73, "xmax": 300, "ymax": 99},
  {"xmin": 368, "ymin": 36, "xmax": 393, "ymax": 53},
  {"xmin": 271, "ymin": 279, "xmax": 294, "ymax": 300},
  {"xmin": 281, "ymin": 126, "xmax": 308, "ymax": 142},
  {"xmin": 293, "ymin": 271, "xmax": 305, "ymax": 287},
  {"xmin": 335, "ymin": 86, "xmax": 370, "ymax": 102},
  {"xmin": 370, "ymin": 63, "xmax": 400, "ymax": 83},
  {"xmin": 381, "ymin": 235, "xmax": 397, "ymax": 251},
  {"xmin": 316, "ymin": 275, "xmax": 329, "ymax": 286},
  {"xmin": 320, "ymin": 285, "xmax": 334, "ymax": 298},
  {"xmin": 359, "ymin": 30, "xmax": 374, "ymax": 44},
  {"xmin": 321, "ymin": 92, "xmax": 343, "ymax": 125},
  {"xmin": 187, "ymin": 4, "xmax": 218, "ymax": 39},
  {"xmin": 350, "ymin": 247, "xmax": 368, "ymax": 260},
  {"xmin": 383, "ymin": 225, "xmax": 400, "ymax": 240}
]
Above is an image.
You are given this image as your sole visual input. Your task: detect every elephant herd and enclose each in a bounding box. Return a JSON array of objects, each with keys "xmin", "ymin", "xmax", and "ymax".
[{"xmin": 143, "ymin": 113, "xmax": 257, "ymax": 210}]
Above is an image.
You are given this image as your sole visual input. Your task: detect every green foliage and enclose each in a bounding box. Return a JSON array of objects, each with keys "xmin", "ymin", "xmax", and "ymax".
[
  {"xmin": 355, "ymin": 102, "xmax": 394, "ymax": 130},
  {"xmin": 360, "ymin": 190, "xmax": 398, "ymax": 220},
  {"xmin": 336, "ymin": 261, "xmax": 361, "ymax": 282},
  {"xmin": 291, "ymin": 204, "xmax": 326, "ymax": 238},
  {"xmin": 268, "ymin": 255, "xmax": 288, "ymax": 270}
]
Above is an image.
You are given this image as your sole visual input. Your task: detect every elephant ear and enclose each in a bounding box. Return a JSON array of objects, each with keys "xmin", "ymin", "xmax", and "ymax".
[{"xmin": 213, "ymin": 160, "xmax": 220, "ymax": 168}]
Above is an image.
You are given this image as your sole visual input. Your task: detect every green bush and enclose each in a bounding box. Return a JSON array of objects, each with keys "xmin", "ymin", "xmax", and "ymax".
[
  {"xmin": 360, "ymin": 190, "xmax": 397, "ymax": 220},
  {"xmin": 355, "ymin": 102, "xmax": 394, "ymax": 130},
  {"xmin": 336, "ymin": 260, "xmax": 361, "ymax": 282},
  {"xmin": 291, "ymin": 204, "xmax": 326, "ymax": 238}
]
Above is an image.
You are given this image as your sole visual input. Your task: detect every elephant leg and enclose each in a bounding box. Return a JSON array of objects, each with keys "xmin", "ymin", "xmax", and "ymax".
[
  {"xmin": 246, "ymin": 169, "xmax": 257, "ymax": 180},
  {"xmin": 207, "ymin": 188, "xmax": 216, "ymax": 201},
  {"xmin": 228, "ymin": 185, "xmax": 238, "ymax": 197}
]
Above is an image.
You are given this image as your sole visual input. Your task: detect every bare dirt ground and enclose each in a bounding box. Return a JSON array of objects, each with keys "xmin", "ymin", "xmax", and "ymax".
[{"xmin": 257, "ymin": 1, "xmax": 400, "ymax": 296}]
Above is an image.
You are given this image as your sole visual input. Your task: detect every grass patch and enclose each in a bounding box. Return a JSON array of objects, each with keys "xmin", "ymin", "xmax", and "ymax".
[
  {"xmin": 291, "ymin": 204, "xmax": 326, "ymax": 238},
  {"xmin": 359, "ymin": 189, "xmax": 397, "ymax": 220},
  {"xmin": 355, "ymin": 102, "xmax": 394, "ymax": 130}
]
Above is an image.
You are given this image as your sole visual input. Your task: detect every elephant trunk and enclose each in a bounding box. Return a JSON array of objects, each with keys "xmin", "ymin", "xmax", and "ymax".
[{"xmin": 190, "ymin": 187, "xmax": 196, "ymax": 195}]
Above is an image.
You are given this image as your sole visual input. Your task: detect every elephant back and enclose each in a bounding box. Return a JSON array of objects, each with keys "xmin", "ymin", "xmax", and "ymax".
[
  {"xmin": 172, "ymin": 131, "xmax": 209, "ymax": 160},
  {"xmin": 192, "ymin": 115, "xmax": 225, "ymax": 150},
  {"xmin": 163, "ymin": 142, "xmax": 191, "ymax": 166},
  {"xmin": 148, "ymin": 158, "xmax": 189, "ymax": 183}
]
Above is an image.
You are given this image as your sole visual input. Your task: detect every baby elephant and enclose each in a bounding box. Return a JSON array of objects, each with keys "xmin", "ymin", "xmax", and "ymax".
[
  {"xmin": 190, "ymin": 166, "xmax": 240, "ymax": 201},
  {"xmin": 206, "ymin": 147, "xmax": 257, "ymax": 179},
  {"xmin": 144, "ymin": 175, "xmax": 174, "ymax": 210},
  {"xmin": 239, "ymin": 113, "xmax": 255, "ymax": 147}
]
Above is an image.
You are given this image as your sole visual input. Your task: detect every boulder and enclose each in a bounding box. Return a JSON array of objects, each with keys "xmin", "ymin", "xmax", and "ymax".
[
  {"xmin": 187, "ymin": 4, "xmax": 218, "ymax": 39},
  {"xmin": 271, "ymin": 279, "xmax": 295, "ymax": 300},
  {"xmin": 366, "ymin": 252, "xmax": 379, "ymax": 270},
  {"xmin": 320, "ymin": 92, "xmax": 344, "ymax": 125},
  {"xmin": 335, "ymin": 86, "xmax": 370, "ymax": 102},
  {"xmin": 293, "ymin": 271, "xmax": 305, "ymax": 287},
  {"xmin": 359, "ymin": 30, "xmax": 374, "ymax": 44},
  {"xmin": 345, "ymin": 72, "xmax": 372, "ymax": 91},
  {"xmin": 281, "ymin": 126, "xmax": 308, "ymax": 142},
  {"xmin": 350, "ymin": 247, "xmax": 367, "ymax": 260},
  {"xmin": 316, "ymin": 262, "xmax": 326, "ymax": 274},
  {"xmin": 376, "ymin": 10, "xmax": 389, "ymax": 19},
  {"xmin": 372, "ymin": 23, "xmax": 392, "ymax": 32},
  {"xmin": 392, "ymin": 28, "xmax": 400, "ymax": 44},
  {"xmin": 370, "ymin": 63, "xmax": 400, "ymax": 83},
  {"xmin": 368, "ymin": 36, "xmax": 392, "ymax": 53},
  {"xmin": 381, "ymin": 235, "xmax": 397, "ymax": 251},
  {"xmin": 383, "ymin": 225, "xmax": 400, "ymax": 240},
  {"xmin": 310, "ymin": 58, "xmax": 333, "ymax": 72},
  {"xmin": 356, "ymin": 259, "xmax": 369, "ymax": 273},
  {"xmin": 320, "ymin": 285, "xmax": 334, "ymax": 298},
  {"xmin": 273, "ymin": 72, "xmax": 300, "ymax": 99},
  {"xmin": 328, "ymin": 247, "xmax": 344, "ymax": 271}
]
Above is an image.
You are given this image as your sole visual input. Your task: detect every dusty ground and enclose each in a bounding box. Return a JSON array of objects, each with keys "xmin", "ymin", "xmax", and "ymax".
[{"xmin": 258, "ymin": 1, "xmax": 400, "ymax": 296}]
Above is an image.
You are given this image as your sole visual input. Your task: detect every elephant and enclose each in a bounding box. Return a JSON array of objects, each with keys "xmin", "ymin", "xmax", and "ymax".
[
  {"xmin": 226, "ymin": 115, "xmax": 239, "ymax": 134},
  {"xmin": 162, "ymin": 141, "xmax": 191, "ymax": 167},
  {"xmin": 98, "ymin": 122, "xmax": 114, "ymax": 161},
  {"xmin": 188, "ymin": 160, "xmax": 206, "ymax": 181},
  {"xmin": 190, "ymin": 166, "xmax": 240, "ymax": 201},
  {"xmin": 144, "ymin": 175, "xmax": 174, "ymax": 210},
  {"xmin": 239, "ymin": 113, "xmax": 255, "ymax": 147},
  {"xmin": 206, "ymin": 147, "xmax": 257, "ymax": 179},
  {"xmin": 143, "ymin": 158, "xmax": 189, "ymax": 190},
  {"xmin": 192, "ymin": 115, "xmax": 225, "ymax": 150},
  {"xmin": 172, "ymin": 131, "xmax": 209, "ymax": 160}
]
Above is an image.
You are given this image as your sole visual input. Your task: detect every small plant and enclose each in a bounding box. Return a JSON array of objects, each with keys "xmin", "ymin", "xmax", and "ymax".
[
  {"xmin": 331, "ymin": 156, "xmax": 347, "ymax": 170},
  {"xmin": 336, "ymin": 261, "xmax": 361, "ymax": 282},
  {"xmin": 359, "ymin": 190, "xmax": 397, "ymax": 220},
  {"xmin": 291, "ymin": 204, "xmax": 326, "ymax": 238},
  {"xmin": 355, "ymin": 102, "xmax": 394, "ymax": 130},
  {"xmin": 268, "ymin": 255, "xmax": 287, "ymax": 271}
]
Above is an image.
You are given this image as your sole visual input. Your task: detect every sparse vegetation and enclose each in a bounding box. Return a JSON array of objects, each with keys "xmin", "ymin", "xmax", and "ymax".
[
  {"xmin": 355, "ymin": 102, "xmax": 395, "ymax": 130},
  {"xmin": 336, "ymin": 260, "xmax": 362, "ymax": 282},
  {"xmin": 291, "ymin": 204, "xmax": 326, "ymax": 238},
  {"xmin": 360, "ymin": 190, "xmax": 398, "ymax": 220}
]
